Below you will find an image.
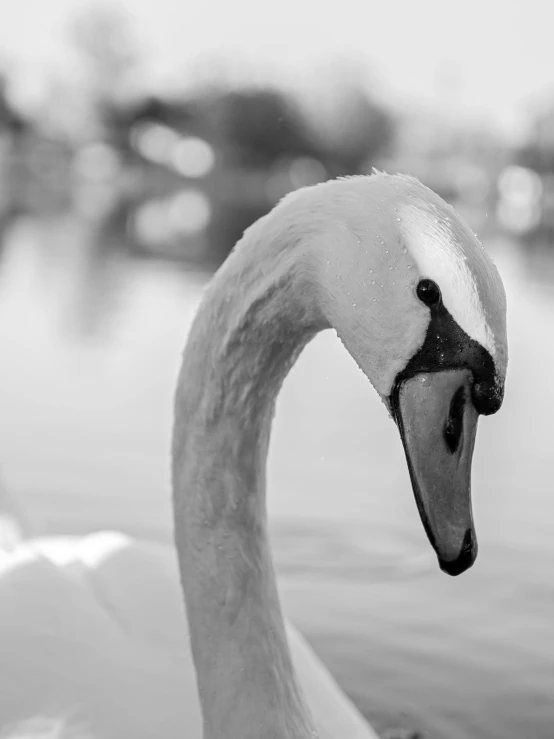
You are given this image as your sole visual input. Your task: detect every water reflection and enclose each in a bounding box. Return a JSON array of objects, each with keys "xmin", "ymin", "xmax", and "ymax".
[{"xmin": 0, "ymin": 208, "xmax": 553, "ymax": 739}]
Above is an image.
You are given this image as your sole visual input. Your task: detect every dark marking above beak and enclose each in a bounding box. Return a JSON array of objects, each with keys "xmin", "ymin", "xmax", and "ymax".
[{"xmin": 392, "ymin": 287, "xmax": 504, "ymax": 417}]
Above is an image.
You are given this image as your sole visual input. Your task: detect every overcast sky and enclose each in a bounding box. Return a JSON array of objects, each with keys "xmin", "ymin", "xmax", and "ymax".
[{"xmin": 1, "ymin": 0, "xmax": 552, "ymax": 141}]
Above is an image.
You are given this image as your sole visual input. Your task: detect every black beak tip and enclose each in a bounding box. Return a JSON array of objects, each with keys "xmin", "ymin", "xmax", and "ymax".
[{"xmin": 438, "ymin": 529, "xmax": 477, "ymax": 577}]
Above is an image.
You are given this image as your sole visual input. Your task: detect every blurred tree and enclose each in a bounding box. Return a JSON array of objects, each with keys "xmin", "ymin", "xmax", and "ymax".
[
  {"xmin": 300, "ymin": 64, "xmax": 396, "ymax": 175},
  {"xmin": 201, "ymin": 82, "xmax": 395, "ymax": 175},
  {"xmin": 326, "ymin": 93, "xmax": 393, "ymax": 174},
  {"xmin": 0, "ymin": 74, "xmax": 27, "ymax": 135},
  {"xmin": 208, "ymin": 89, "xmax": 320, "ymax": 168},
  {"xmin": 69, "ymin": 4, "xmax": 138, "ymax": 102},
  {"xmin": 67, "ymin": 4, "xmax": 141, "ymax": 140},
  {"xmin": 112, "ymin": 80, "xmax": 396, "ymax": 264}
]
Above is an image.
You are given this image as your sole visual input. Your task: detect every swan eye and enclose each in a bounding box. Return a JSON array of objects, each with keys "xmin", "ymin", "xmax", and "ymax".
[{"xmin": 416, "ymin": 279, "xmax": 441, "ymax": 307}]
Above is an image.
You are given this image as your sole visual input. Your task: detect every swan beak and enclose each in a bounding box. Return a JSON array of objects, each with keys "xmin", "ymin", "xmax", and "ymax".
[{"xmin": 392, "ymin": 368, "xmax": 479, "ymax": 576}]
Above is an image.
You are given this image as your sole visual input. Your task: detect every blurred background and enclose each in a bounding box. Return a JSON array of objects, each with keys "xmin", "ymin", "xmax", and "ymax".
[{"xmin": 0, "ymin": 1, "xmax": 554, "ymax": 738}]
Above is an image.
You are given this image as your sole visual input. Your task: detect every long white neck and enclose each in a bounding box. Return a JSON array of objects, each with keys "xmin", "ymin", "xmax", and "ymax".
[
  {"xmin": 171, "ymin": 171, "xmax": 508, "ymax": 738},
  {"xmin": 172, "ymin": 205, "xmax": 328, "ymax": 739}
]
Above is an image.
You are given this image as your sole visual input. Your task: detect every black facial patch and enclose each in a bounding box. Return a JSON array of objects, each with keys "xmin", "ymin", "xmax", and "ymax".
[{"xmin": 389, "ymin": 292, "xmax": 504, "ymax": 418}]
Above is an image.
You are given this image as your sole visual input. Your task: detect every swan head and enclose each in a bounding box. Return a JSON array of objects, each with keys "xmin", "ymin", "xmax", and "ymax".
[{"xmin": 299, "ymin": 173, "xmax": 508, "ymax": 576}]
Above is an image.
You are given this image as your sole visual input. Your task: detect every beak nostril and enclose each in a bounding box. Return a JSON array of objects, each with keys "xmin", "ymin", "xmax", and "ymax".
[{"xmin": 444, "ymin": 385, "xmax": 467, "ymax": 454}]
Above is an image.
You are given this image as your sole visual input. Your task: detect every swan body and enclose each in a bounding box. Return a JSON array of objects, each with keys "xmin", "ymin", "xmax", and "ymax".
[
  {"xmin": 0, "ymin": 532, "xmax": 374, "ymax": 739},
  {"xmin": 0, "ymin": 173, "xmax": 507, "ymax": 739}
]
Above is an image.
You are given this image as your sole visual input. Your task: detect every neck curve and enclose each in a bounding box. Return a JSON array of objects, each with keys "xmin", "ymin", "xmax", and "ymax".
[
  {"xmin": 172, "ymin": 207, "xmax": 328, "ymax": 739},
  {"xmin": 171, "ymin": 172, "xmax": 508, "ymax": 738}
]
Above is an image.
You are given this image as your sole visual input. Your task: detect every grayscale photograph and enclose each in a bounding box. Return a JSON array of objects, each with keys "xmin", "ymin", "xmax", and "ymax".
[{"xmin": 0, "ymin": 2, "xmax": 549, "ymax": 738}]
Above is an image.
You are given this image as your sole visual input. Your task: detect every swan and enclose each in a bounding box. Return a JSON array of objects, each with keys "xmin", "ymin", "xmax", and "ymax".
[{"xmin": 0, "ymin": 172, "xmax": 507, "ymax": 739}]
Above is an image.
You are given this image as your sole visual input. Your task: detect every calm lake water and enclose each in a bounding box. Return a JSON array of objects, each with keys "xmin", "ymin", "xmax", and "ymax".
[{"xmin": 0, "ymin": 210, "xmax": 553, "ymax": 739}]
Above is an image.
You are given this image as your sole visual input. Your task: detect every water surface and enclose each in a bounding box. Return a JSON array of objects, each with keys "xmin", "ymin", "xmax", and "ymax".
[{"xmin": 0, "ymin": 213, "xmax": 552, "ymax": 738}]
